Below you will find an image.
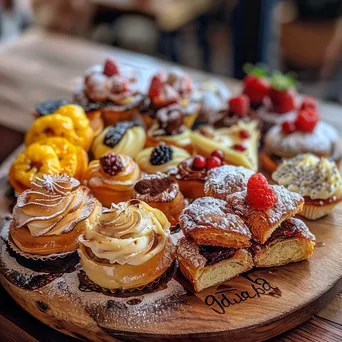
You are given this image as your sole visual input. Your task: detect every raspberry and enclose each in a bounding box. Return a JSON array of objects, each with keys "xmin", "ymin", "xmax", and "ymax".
[
  {"xmin": 150, "ymin": 145, "xmax": 173, "ymax": 165},
  {"xmin": 103, "ymin": 58, "xmax": 119, "ymax": 77},
  {"xmin": 282, "ymin": 121, "xmax": 296, "ymax": 135},
  {"xmin": 295, "ymin": 109, "xmax": 319, "ymax": 133},
  {"xmin": 233, "ymin": 144, "xmax": 246, "ymax": 151},
  {"xmin": 192, "ymin": 155, "xmax": 206, "ymax": 170},
  {"xmin": 300, "ymin": 96, "xmax": 317, "ymax": 111},
  {"xmin": 211, "ymin": 150, "xmax": 224, "ymax": 161},
  {"xmin": 228, "ymin": 95, "xmax": 250, "ymax": 117},
  {"xmin": 100, "ymin": 153, "xmax": 124, "ymax": 176},
  {"xmin": 239, "ymin": 129, "xmax": 250, "ymax": 139},
  {"xmin": 246, "ymin": 173, "xmax": 278, "ymax": 210},
  {"xmin": 206, "ymin": 156, "xmax": 222, "ymax": 170}
]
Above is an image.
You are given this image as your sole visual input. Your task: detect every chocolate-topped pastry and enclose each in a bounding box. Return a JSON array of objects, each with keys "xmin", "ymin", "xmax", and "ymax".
[
  {"xmin": 34, "ymin": 99, "xmax": 69, "ymax": 117},
  {"xmin": 92, "ymin": 121, "xmax": 146, "ymax": 159},
  {"xmin": 132, "ymin": 173, "xmax": 185, "ymax": 228}
]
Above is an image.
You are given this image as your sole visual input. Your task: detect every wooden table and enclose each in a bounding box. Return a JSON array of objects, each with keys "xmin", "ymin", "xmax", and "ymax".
[{"xmin": 0, "ymin": 29, "xmax": 342, "ymax": 342}]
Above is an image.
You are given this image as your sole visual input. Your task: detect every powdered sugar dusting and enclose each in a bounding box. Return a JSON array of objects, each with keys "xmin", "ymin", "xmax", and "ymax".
[{"xmin": 177, "ymin": 237, "xmax": 206, "ymax": 268}]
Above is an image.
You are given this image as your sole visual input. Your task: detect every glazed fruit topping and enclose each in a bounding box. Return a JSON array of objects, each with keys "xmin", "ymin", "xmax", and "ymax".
[
  {"xmin": 100, "ymin": 153, "xmax": 124, "ymax": 176},
  {"xmin": 246, "ymin": 173, "xmax": 278, "ymax": 210},
  {"xmin": 148, "ymin": 72, "xmax": 166, "ymax": 98},
  {"xmin": 300, "ymin": 96, "xmax": 317, "ymax": 111},
  {"xmin": 35, "ymin": 99, "xmax": 69, "ymax": 116},
  {"xmin": 282, "ymin": 121, "xmax": 296, "ymax": 135},
  {"xmin": 206, "ymin": 156, "xmax": 221, "ymax": 170},
  {"xmin": 211, "ymin": 149, "xmax": 224, "ymax": 161},
  {"xmin": 228, "ymin": 95, "xmax": 250, "ymax": 117},
  {"xmin": 239, "ymin": 129, "xmax": 251, "ymax": 139},
  {"xmin": 150, "ymin": 145, "xmax": 173, "ymax": 165},
  {"xmin": 108, "ymin": 75, "xmax": 130, "ymax": 94},
  {"xmin": 103, "ymin": 122, "xmax": 137, "ymax": 148},
  {"xmin": 192, "ymin": 155, "xmax": 207, "ymax": 170},
  {"xmin": 192, "ymin": 152, "xmax": 223, "ymax": 170},
  {"xmin": 233, "ymin": 144, "xmax": 246, "ymax": 151},
  {"xmin": 103, "ymin": 58, "xmax": 120, "ymax": 77},
  {"xmin": 295, "ymin": 108, "xmax": 319, "ymax": 133}
]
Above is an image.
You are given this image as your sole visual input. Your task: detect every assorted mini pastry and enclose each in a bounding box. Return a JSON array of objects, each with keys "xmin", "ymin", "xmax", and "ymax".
[
  {"xmin": 25, "ymin": 104, "xmax": 94, "ymax": 151},
  {"xmin": 73, "ymin": 57, "xmax": 144, "ymax": 126},
  {"xmin": 145, "ymin": 104, "xmax": 193, "ymax": 153},
  {"xmin": 169, "ymin": 150, "xmax": 224, "ymax": 199},
  {"xmin": 262, "ymin": 104, "xmax": 340, "ymax": 172},
  {"xmin": 272, "ymin": 154, "xmax": 342, "ymax": 220},
  {"xmin": 78, "ymin": 200, "xmax": 175, "ymax": 291},
  {"xmin": 92, "ymin": 121, "xmax": 146, "ymax": 159},
  {"xmin": 82, "ymin": 152, "xmax": 140, "ymax": 208},
  {"xmin": 9, "ymin": 137, "xmax": 88, "ymax": 193},
  {"xmin": 9, "ymin": 174, "xmax": 102, "ymax": 257},
  {"xmin": 135, "ymin": 144, "xmax": 190, "ymax": 174},
  {"xmin": 132, "ymin": 173, "xmax": 185, "ymax": 228}
]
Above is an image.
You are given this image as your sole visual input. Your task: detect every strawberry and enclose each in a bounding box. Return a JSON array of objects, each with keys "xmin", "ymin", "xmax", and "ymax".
[
  {"xmin": 103, "ymin": 58, "xmax": 120, "ymax": 77},
  {"xmin": 228, "ymin": 95, "xmax": 250, "ymax": 117},
  {"xmin": 300, "ymin": 96, "xmax": 317, "ymax": 111},
  {"xmin": 243, "ymin": 64, "xmax": 270, "ymax": 105},
  {"xmin": 148, "ymin": 73, "xmax": 165, "ymax": 99},
  {"xmin": 246, "ymin": 173, "xmax": 278, "ymax": 210},
  {"xmin": 295, "ymin": 109, "xmax": 319, "ymax": 133}
]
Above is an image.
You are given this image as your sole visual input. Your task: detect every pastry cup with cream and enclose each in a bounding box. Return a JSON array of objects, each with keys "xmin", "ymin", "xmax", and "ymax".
[
  {"xmin": 82, "ymin": 152, "xmax": 140, "ymax": 208},
  {"xmin": 78, "ymin": 199, "xmax": 175, "ymax": 291},
  {"xmin": 272, "ymin": 154, "xmax": 342, "ymax": 220},
  {"xmin": 9, "ymin": 174, "xmax": 102, "ymax": 257}
]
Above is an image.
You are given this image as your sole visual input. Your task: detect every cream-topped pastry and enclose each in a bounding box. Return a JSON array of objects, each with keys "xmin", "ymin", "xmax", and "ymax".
[
  {"xmin": 9, "ymin": 174, "xmax": 102, "ymax": 255},
  {"xmin": 135, "ymin": 145, "xmax": 190, "ymax": 174},
  {"xmin": 78, "ymin": 200, "xmax": 175, "ymax": 290},
  {"xmin": 272, "ymin": 154, "xmax": 342, "ymax": 220}
]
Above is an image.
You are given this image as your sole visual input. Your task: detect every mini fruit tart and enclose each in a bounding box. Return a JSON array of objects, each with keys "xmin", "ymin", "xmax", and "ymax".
[
  {"xmin": 135, "ymin": 144, "xmax": 190, "ymax": 174},
  {"xmin": 82, "ymin": 152, "xmax": 141, "ymax": 208},
  {"xmin": 145, "ymin": 104, "xmax": 193, "ymax": 153},
  {"xmin": 9, "ymin": 137, "xmax": 88, "ymax": 194},
  {"xmin": 132, "ymin": 173, "xmax": 185, "ymax": 228},
  {"xmin": 25, "ymin": 104, "xmax": 94, "ymax": 151},
  {"xmin": 272, "ymin": 154, "xmax": 342, "ymax": 220},
  {"xmin": 92, "ymin": 121, "xmax": 146, "ymax": 159},
  {"xmin": 73, "ymin": 58, "xmax": 144, "ymax": 126}
]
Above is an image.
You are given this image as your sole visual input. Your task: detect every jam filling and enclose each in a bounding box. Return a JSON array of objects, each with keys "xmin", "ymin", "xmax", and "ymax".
[
  {"xmin": 198, "ymin": 245, "xmax": 236, "ymax": 266},
  {"xmin": 267, "ymin": 220, "xmax": 303, "ymax": 244}
]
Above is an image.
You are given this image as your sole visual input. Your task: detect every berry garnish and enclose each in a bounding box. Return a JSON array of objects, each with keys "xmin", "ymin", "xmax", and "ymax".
[
  {"xmin": 228, "ymin": 95, "xmax": 250, "ymax": 117},
  {"xmin": 103, "ymin": 58, "xmax": 119, "ymax": 77},
  {"xmin": 300, "ymin": 96, "xmax": 317, "ymax": 111},
  {"xmin": 109, "ymin": 75, "xmax": 130, "ymax": 94},
  {"xmin": 243, "ymin": 64, "xmax": 270, "ymax": 105},
  {"xmin": 206, "ymin": 156, "xmax": 222, "ymax": 170},
  {"xmin": 103, "ymin": 122, "xmax": 137, "ymax": 148},
  {"xmin": 246, "ymin": 173, "xmax": 278, "ymax": 210},
  {"xmin": 282, "ymin": 121, "xmax": 296, "ymax": 135},
  {"xmin": 211, "ymin": 150, "xmax": 224, "ymax": 161},
  {"xmin": 148, "ymin": 72, "xmax": 165, "ymax": 98},
  {"xmin": 192, "ymin": 155, "xmax": 207, "ymax": 170},
  {"xmin": 233, "ymin": 144, "xmax": 246, "ymax": 151},
  {"xmin": 295, "ymin": 109, "xmax": 319, "ymax": 133},
  {"xmin": 100, "ymin": 153, "xmax": 124, "ymax": 176},
  {"xmin": 150, "ymin": 145, "xmax": 173, "ymax": 165},
  {"xmin": 239, "ymin": 129, "xmax": 251, "ymax": 139},
  {"xmin": 35, "ymin": 99, "xmax": 69, "ymax": 116}
]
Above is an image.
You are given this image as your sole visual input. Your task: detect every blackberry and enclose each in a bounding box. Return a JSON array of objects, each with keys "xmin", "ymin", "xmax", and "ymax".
[
  {"xmin": 103, "ymin": 122, "xmax": 137, "ymax": 148},
  {"xmin": 100, "ymin": 153, "xmax": 124, "ymax": 176},
  {"xmin": 35, "ymin": 99, "xmax": 69, "ymax": 116},
  {"xmin": 150, "ymin": 145, "xmax": 173, "ymax": 165}
]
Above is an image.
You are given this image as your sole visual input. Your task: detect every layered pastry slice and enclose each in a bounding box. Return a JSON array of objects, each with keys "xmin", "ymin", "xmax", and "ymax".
[
  {"xmin": 190, "ymin": 120, "xmax": 259, "ymax": 171},
  {"xmin": 178, "ymin": 197, "xmax": 253, "ymax": 292},
  {"xmin": 252, "ymin": 218, "xmax": 315, "ymax": 267}
]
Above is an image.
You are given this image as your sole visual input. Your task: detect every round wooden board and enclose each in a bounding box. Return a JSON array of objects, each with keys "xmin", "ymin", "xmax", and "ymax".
[{"xmin": 1, "ymin": 180, "xmax": 342, "ymax": 341}]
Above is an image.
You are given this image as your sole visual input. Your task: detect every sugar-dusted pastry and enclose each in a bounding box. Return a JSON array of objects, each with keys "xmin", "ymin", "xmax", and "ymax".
[
  {"xmin": 145, "ymin": 104, "xmax": 193, "ymax": 153},
  {"xmin": 132, "ymin": 173, "xmax": 185, "ymax": 228},
  {"xmin": 180, "ymin": 197, "xmax": 252, "ymax": 248},
  {"xmin": 262, "ymin": 106, "xmax": 340, "ymax": 172},
  {"xmin": 252, "ymin": 218, "xmax": 315, "ymax": 267},
  {"xmin": 135, "ymin": 145, "xmax": 190, "ymax": 174},
  {"xmin": 190, "ymin": 120, "xmax": 259, "ymax": 171},
  {"xmin": 272, "ymin": 154, "xmax": 342, "ymax": 220},
  {"xmin": 177, "ymin": 237, "xmax": 253, "ymax": 292},
  {"xmin": 204, "ymin": 165, "xmax": 254, "ymax": 200},
  {"xmin": 82, "ymin": 152, "xmax": 140, "ymax": 208},
  {"xmin": 169, "ymin": 150, "xmax": 224, "ymax": 199},
  {"xmin": 78, "ymin": 200, "xmax": 175, "ymax": 290},
  {"xmin": 92, "ymin": 121, "xmax": 146, "ymax": 159},
  {"xmin": 9, "ymin": 174, "xmax": 102, "ymax": 256},
  {"xmin": 25, "ymin": 104, "xmax": 94, "ymax": 151},
  {"xmin": 9, "ymin": 137, "xmax": 88, "ymax": 194},
  {"xmin": 226, "ymin": 173, "xmax": 304, "ymax": 244},
  {"xmin": 73, "ymin": 58, "xmax": 144, "ymax": 126}
]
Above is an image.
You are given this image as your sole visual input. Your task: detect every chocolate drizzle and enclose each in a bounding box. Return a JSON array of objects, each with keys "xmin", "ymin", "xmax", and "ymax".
[
  {"xmin": 134, "ymin": 176, "xmax": 176, "ymax": 197},
  {"xmin": 154, "ymin": 104, "xmax": 185, "ymax": 136},
  {"xmin": 103, "ymin": 122, "xmax": 138, "ymax": 148},
  {"xmin": 199, "ymin": 245, "xmax": 236, "ymax": 266}
]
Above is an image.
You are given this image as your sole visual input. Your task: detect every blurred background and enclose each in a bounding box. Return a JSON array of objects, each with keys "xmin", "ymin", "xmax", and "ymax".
[{"xmin": 0, "ymin": 0, "xmax": 342, "ymax": 103}]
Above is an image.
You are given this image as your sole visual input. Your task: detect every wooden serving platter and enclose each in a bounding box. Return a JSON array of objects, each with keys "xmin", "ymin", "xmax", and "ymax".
[{"xmin": 1, "ymin": 151, "xmax": 342, "ymax": 342}]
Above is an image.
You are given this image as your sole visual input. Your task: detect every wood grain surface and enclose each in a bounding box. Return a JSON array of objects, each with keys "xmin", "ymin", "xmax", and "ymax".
[{"xmin": 0, "ymin": 29, "xmax": 342, "ymax": 342}]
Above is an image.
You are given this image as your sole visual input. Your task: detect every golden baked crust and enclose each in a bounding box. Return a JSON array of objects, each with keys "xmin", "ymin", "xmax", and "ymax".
[
  {"xmin": 226, "ymin": 185, "xmax": 304, "ymax": 244},
  {"xmin": 180, "ymin": 197, "xmax": 251, "ymax": 248}
]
